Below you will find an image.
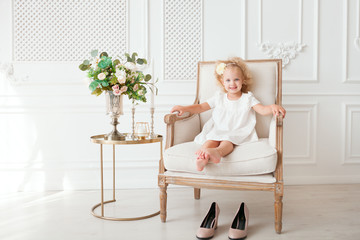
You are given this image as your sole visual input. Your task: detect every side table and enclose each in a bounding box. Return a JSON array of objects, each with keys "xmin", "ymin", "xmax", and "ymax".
[{"xmin": 90, "ymin": 134, "xmax": 163, "ymax": 221}]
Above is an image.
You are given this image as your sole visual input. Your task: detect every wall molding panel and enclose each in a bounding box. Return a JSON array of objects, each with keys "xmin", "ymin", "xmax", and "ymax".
[
  {"xmin": 342, "ymin": 0, "xmax": 360, "ymax": 83},
  {"xmin": 283, "ymin": 103, "xmax": 318, "ymax": 165},
  {"xmin": 258, "ymin": 0, "xmax": 306, "ymax": 68},
  {"xmin": 343, "ymin": 103, "xmax": 360, "ymax": 164},
  {"xmin": 258, "ymin": 0, "xmax": 319, "ymax": 82}
]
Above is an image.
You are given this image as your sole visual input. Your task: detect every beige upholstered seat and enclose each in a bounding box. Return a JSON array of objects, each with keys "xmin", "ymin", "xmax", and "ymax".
[
  {"xmin": 158, "ymin": 59, "xmax": 284, "ymax": 234},
  {"xmin": 164, "ymin": 139, "xmax": 277, "ymax": 176}
]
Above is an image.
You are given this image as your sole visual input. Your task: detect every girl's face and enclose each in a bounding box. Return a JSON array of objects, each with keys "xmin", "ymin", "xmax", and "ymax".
[{"xmin": 222, "ymin": 67, "xmax": 244, "ymax": 95}]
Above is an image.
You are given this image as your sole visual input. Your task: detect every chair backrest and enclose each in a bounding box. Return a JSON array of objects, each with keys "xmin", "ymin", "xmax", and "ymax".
[{"xmin": 196, "ymin": 60, "xmax": 282, "ymax": 138}]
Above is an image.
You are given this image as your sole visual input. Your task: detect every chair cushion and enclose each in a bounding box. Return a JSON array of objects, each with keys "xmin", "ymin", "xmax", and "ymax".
[{"xmin": 163, "ymin": 138, "xmax": 277, "ymax": 176}]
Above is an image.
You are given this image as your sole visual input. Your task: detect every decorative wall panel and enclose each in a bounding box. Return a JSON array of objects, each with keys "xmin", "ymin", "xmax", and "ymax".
[
  {"xmin": 283, "ymin": 103, "xmax": 317, "ymax": 164},
  {"xmin": 343, "ymin": 0, "xmax": 360, "ymax": 82},
  {"xmin": 344, "ymin": 104, "xmax": 360, "ymax": 164},
  {"xmin": 258, "ymin": 0, "xmax": 306, "ymax": 68},
  {"xmin": 164, "ymin": 0, "xmax": 202, "ymax": 81},
  {"xmin": 13, "ymin": 0, "xmax": 127, "ymax": 61}
]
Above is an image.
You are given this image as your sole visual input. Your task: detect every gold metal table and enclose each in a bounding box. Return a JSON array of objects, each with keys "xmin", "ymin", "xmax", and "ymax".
[{"xmin": 90, "ymin": 134, "xmax": 163, "ymax": 221}]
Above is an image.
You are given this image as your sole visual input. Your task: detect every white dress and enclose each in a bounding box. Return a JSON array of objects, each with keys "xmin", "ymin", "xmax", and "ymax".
[{"xmin": 194, "ymin": 91, "xmax": 260, "ymax": 146}]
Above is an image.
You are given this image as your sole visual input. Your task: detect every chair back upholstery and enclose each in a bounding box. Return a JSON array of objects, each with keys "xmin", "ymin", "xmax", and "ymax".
[{"xmin": 197, "ymin": 60, "xmax": 282, "ymax": 138}]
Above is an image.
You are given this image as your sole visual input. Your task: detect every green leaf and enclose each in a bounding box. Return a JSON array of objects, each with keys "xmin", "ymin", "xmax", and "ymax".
[
  {"xmin": 83, "ymin": 60, "xmax": 90, "ymax": 65},
  {"xmin": 91, "ymin": 88, "xmax": 103, "ymax": 96},
  {"xmin": 127, "ymin": 56, "xmax": 133, "ymax": 63},
  {"xmin": 136, "ymin": 58, "xmax": 144, "ymax": 65},
  {"xmin": 79, "ymin": 64, "xmax": 90, "ymax": 71},
  {"xmin": 100, "ymin": 52, "xmax": 108, "ymax": 58},
  {"xmin": 144, "ymin": 74, "xmax": 152, "ymax": 82},
  {"xmin": 101, "ymin": 81, "xmax": 109, "ymax": 87},
  {"xmin": 137, "ymin": 72, "xmax": 144, "ymax": 80},
  {"xmin": 110, "ymin": 76, "xmax": 118, "ymax": 85},
  {"xmin": 131, "ymin": 52, "xmax": 138, "ymax": 62},
  {"xmin": 113, "ymin": 59, "xmax": 120, "ymax": 66},
  {"xmin": 89, "ymin": 81, "xmax": 99, "ymax": 91},
  {"xmin": 91, "ymin": 50, "xmax": 98, "ymax": 57},
  {"xmin": 98, "ymin": 57, "xmax": 112, "ymax": 69}
]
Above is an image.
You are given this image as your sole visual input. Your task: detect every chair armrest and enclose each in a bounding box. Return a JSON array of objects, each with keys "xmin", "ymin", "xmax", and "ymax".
[
  {"xmin": 164, "ymin": 111, "xmax": 192, "ymax": 124},
  {"xmin": 164, "ymin": 112, "xmax": 201, "ymax": 149},
  {"xmin": 276, "ymin": 114, "xmax": 283, "ymax": 127},
  {"xmin": 274, "ymin": 113, "xmax": 284, "ymax": 183}
]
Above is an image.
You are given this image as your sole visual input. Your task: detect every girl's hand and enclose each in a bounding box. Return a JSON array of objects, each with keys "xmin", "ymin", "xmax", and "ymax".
[
  {"xmin": 270, "ymin": 104, "xmax": 286, "ymax": 118},
  {"xmin": 171, "ymin": 105, "xmax": 185, "ymax": 116}
]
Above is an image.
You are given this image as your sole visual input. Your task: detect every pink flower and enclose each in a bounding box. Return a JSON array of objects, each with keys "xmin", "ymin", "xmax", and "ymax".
[
  {"xmin": 138, "ymin": 90, "xmax": 144, "ymax": 96},
  {"xmin": 112, "ymin": 85, "xmax": 119, "ymax": 91},
  {"xmin": 133, "ymin": 84, "xmax": 139, "ymax": 91},
  {"xmin": 120, "ymin": 86, "xmax": 128, "ymax": 93},
  {"xmin": 113, "ymin": 89, "xmax": 121, "ymax": 95}
]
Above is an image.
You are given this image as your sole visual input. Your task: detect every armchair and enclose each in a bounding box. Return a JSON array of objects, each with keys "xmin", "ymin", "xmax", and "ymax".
[{"xmin": 158, "ymin": 59, "xmax": 284, "ymax": 233}]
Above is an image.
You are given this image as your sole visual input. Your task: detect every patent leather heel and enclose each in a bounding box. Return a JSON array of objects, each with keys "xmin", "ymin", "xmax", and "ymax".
[
  {"xmin": 228, "ymin": 202, "xmax": 249, "ymax": 240},
  {"xmin": 196, "ymin": 202, "xmax": 220, "ymax": 240}
]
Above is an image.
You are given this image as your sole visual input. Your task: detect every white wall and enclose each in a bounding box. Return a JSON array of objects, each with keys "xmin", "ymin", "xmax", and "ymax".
[{"xmin": 0, "ymin": 0, "xmax": 360, "ymax": 192}]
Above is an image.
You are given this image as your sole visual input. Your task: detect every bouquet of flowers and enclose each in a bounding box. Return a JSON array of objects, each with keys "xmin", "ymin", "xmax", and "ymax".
[{"xmin": 79, "ymin": 50, "xmax": 156, "ymax": 103}]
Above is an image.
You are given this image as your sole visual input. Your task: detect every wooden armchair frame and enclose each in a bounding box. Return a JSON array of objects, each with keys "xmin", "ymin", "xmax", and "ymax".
[{"xmin": 158, "ymin": 59, "xmax": 283, "ymax": 234}]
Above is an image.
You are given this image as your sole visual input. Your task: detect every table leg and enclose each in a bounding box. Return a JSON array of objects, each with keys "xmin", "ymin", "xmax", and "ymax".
[
  {"xmin": 100, "ymin": 144, "xmax": 104, "ymax": 217},
  {"xmin": 113, "ymin": 144, "xmax": 115, "ymax": 201},
  {"xmin": 91, "ymin": 137, "xmax": 161, "ymax": 221}
]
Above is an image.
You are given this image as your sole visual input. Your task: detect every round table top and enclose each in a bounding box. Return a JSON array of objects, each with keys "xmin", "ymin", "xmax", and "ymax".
[{"xmin": 90, "ymin": 134, "xmax": 162, "ymax": 145}]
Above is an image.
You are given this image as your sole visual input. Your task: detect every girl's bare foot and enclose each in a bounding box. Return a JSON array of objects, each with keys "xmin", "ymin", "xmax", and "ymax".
[
  {"xmin": 204, "ymin": 148, "xmax": 221, "ymax": 164},
  {"xmin": 196, "ymin": 155, "xmax": 209, "ymax": 171},
  {"xmin": 195, "ymin": 148, "xmax": 206, "ymax": 158}
]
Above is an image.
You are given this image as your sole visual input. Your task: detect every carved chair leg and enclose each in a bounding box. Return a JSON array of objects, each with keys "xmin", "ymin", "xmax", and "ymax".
[
  {"xmin": 274, "ymin": 189, "xmax": 283, "ymax": 234},
  {"xmin": 194, "ymin": 188, "xmax": 201, "ymax": 200},
  {"xmin": 160, "ymin": 183, "xmax": 168, "ymax": 222}
]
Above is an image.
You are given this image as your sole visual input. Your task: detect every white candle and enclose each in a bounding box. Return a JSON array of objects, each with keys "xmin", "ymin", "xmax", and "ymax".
[
  {"xmin": 137, "ymin": 125, "xmax": 147, "ymax": 136},
  {"xmin": 150, "ymin": 58, "xmax": 155, "ymax": 108}
]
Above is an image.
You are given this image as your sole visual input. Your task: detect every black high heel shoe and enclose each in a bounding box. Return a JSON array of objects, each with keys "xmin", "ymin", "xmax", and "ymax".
[
  {"xmin": 228, "ymin": 202, "xmax": 249, "ymax": 240},
  {"xmin": 196, "ymin": 202, "xmax": 220, "ymax": 240}
]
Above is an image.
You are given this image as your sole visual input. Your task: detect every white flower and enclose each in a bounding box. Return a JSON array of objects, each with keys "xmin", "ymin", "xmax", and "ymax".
[
  {"xmin": 125, "ymin": 62, "xmax": 137, "ymax": 71},
  {"xmin": 216, "ymin": 63, "xmax": 226, "ymax": 75},
  {"xmin": 137, "ymin": 90, "xmax": 144, "ymax": 96},
  {"xmin": 98, "ymin": 72, "xmax": 106, "ymax": 80},
  {"xmin": 92, "ymin": 57, "xmax": 100, "ymax": 70},
  {"xmin": 115, "ymin": 70, "xmax": 127, "ymax": 84}
]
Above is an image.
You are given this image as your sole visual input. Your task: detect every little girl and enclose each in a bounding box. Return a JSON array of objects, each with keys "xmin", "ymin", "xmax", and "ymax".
[{"xmin": 171, "ymin": 57, "xmax": 286, "ymax": 171}]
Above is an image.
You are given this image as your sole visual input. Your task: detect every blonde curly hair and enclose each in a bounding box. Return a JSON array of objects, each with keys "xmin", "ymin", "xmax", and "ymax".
[{"xmin": 214, "ymin": 57, "xmax": 253, "ymax": 93}]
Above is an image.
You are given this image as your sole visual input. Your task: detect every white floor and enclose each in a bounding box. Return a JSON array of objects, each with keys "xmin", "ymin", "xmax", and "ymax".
[{"xmin": 1, "ymin": 184, "xmax": 359, "ymax": 240}]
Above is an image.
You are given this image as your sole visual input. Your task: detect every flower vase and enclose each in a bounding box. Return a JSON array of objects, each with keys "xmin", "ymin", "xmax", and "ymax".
[{"xmin": 105, "ymin": 91, "xmax": 126, "ymax": 140}]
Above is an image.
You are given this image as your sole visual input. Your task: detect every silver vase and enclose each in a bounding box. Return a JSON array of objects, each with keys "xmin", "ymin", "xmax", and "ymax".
[{"xmin": 104, "ymin": 91, "xmax": 125, "ymax": 140}]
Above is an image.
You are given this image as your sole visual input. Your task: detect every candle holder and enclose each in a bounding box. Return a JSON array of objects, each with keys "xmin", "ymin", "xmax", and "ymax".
[
  {"xmin": 150, "ymin": 107, "xmax": 156, "ymax": 138},
  {"xmin": 131, "ymin": 103, "xmax": 136, "ymax": 139},
  {"xmin": 135, "ymin": 122, "xmax": 150, "ymax": 140}
]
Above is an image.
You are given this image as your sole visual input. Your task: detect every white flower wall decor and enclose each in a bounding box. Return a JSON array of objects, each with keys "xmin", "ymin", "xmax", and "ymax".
[{"xmin": 258, "ymin": 41, "xmax": 306, "ymax": 68}]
